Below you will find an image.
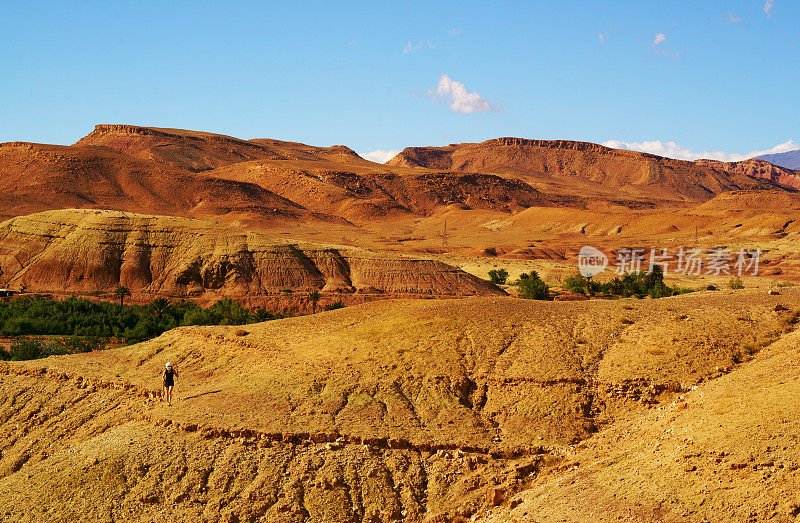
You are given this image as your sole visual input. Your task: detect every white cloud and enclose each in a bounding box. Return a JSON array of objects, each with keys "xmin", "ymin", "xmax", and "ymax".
[
  {"xmin": 404, "ymin": 40, "xmax": 422, "ymax": 54},
  {"xmin": 649, "ymin": 33, "xmax": 687, "ymax": 61},
  {"xmin": 346, "ymin": 40, "xmax": 357, "ymax": 47},
  {"xmin": 601, "ymin": 139, "xmax": 797, "ymax": 162},
  {"xmin": 598, "ymin": 31, "xmax": 609, "ymax": 43},
  {"xmin": 426, "ymin": 74, "xmax": 498, "ymax": 114},
  {"xmin": 404, "ymin": 40, "xmax": 435, "ymax": 54},
  {"xmin": 726, "ymin": 10, "xmax": 743, "ymax": 23},
  {"xmin": 764, "ymin": 0, "xmax": 775, "ymax": 18},
  {"xmin": 447, "ymin": 28, "xmax": 461, "ymax": 36},
  {"xmin": 361, "ymin": 149, "xmax": 400, "ymax": 164}
]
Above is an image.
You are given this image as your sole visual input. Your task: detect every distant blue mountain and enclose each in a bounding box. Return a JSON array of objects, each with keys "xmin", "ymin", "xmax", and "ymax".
[{"xmin": 756, "ymin": 149, "xmax": 800, "ymax": 170}]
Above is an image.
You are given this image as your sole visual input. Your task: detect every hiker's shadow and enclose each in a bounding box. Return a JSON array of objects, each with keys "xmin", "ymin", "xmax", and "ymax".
[{"xmin": 183, "ymin": 390, "xmax": 223, "ymax": 400}]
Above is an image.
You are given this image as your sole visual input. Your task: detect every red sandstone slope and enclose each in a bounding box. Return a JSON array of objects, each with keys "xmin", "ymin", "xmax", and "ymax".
[
  {"xmin": 70, "ymin": 125, "xmax": 556, "ymax": 221},
  {"xmin": 75, "ymin": 124, "xmax": 370, "ymax": 172},
  {"xmin": 0, "ymin": 137, "xmax": 555, "ymax": 227},
  {"xmin": 0, "ymin": 141, "xmax": 336, "ymax": 224},
  {"xmin": 80, "ymin": 125, "xmax": 559, "ymax": 217},
  {"xmin": 695, "ymin": 157, "xmax": 800, "ymax": 190},
  {"xmin": 204, "ymin": 159, "xmax": 556, "ymax": 222},
  {"xmin": 387, "ymin": 138, "xmax": 793, "ymax": 201}
]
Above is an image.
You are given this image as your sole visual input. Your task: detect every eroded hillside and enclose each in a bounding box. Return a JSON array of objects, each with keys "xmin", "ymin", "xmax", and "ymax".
[
  {"xmin": 0, "ymin": 209, "xmax": 500, "ymax": 298},
  {"xmin": 487, "ymin": 321, "xmax": 800, "ymax": 521},
  {"xmin": 0, "ymin": 141, "xmax": 333, "ymax": 224},
  {"xmin": 1, "ymin": 291, "xmax": 798, "ymax": 521},
  {"xmin": 75, "ymin": 124, "xmax": 371, "ymax": 172}
]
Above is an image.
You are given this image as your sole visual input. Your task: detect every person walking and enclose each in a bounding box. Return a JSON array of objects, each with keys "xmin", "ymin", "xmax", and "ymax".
[{"xmin": 162, "ymin": 362, "xmax": 178, "ymax": 406}]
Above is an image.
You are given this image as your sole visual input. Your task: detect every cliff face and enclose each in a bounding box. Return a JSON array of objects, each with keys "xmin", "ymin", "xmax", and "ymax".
[{"xmin": 0, "ymin": 209, "xmax": 503, "ymax": 297}]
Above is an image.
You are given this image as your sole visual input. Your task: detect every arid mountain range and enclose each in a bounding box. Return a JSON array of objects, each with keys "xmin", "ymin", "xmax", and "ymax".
[
  {"xmin": 3, "ymin": 125, "xmax": 800, "ymax": 298},
  {"xmin": 388, "ymin": 137, "xmax": 798, "ymax": 200},
  {"xmin": 3, "ymin": 125, "xmax": 798, "ymax": 227}
]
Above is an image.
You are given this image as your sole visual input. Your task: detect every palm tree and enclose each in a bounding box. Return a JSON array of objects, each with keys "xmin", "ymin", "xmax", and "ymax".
[
  {"xmin": 307, "ymin": 290, "xmax": 321, "ymax": 313},
  {"xmin": 150, "ymin": 297, "xmax": 171, "ymax": 321},
  {"xmin": 112, "ymin": 285, "xmax": 131, "ymax": 306}
]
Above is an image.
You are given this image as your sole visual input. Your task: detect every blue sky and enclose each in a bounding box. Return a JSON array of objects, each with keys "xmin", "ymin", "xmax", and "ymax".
[{"xmin": 1, "ymin": 1, "xmax": 797, "ymax": 162}]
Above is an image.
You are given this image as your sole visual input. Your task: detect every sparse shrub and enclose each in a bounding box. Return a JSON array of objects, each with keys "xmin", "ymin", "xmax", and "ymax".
[
  {"xmin": 6, "ymin": 335, "xmax": 102, "ymax": 361},
  {"xmin": 648, "ymin": 281, "xmax": 672, "ymax": 299},
  {"xmin": 9, "ymin": 338, "xmax": 47, "ymax": 360},
  {"xmin": 60, "ymin": 336, "xmax": 101, "ymax": 353},
  {"xmin": 779, "ymin": 311, "xmax": 800, "ymax": 333},
  {"xmin": 729, "ymin": 277, "xmax": 744, "ymax": 290},
  {"xmin": 488, "ymin": 269, "xmax": 508, "ymax": 285},
  {"xmin": 252, "ymin": 307, "xmax": 276, "ymax": 322},
  {"xmin": 777, "ymin": 281, "xmax": 795, "ymax": 288},
  {"xmin": 516, "ymin": 271, "xmax": 550, "ymax": 300},
  {"xmin": 324, "ymin": 301, "xmax": 346, "ymax": 311},
  {"xmin": 563, "ymin": 274, "xmax": 589, "ymax": 295}
]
